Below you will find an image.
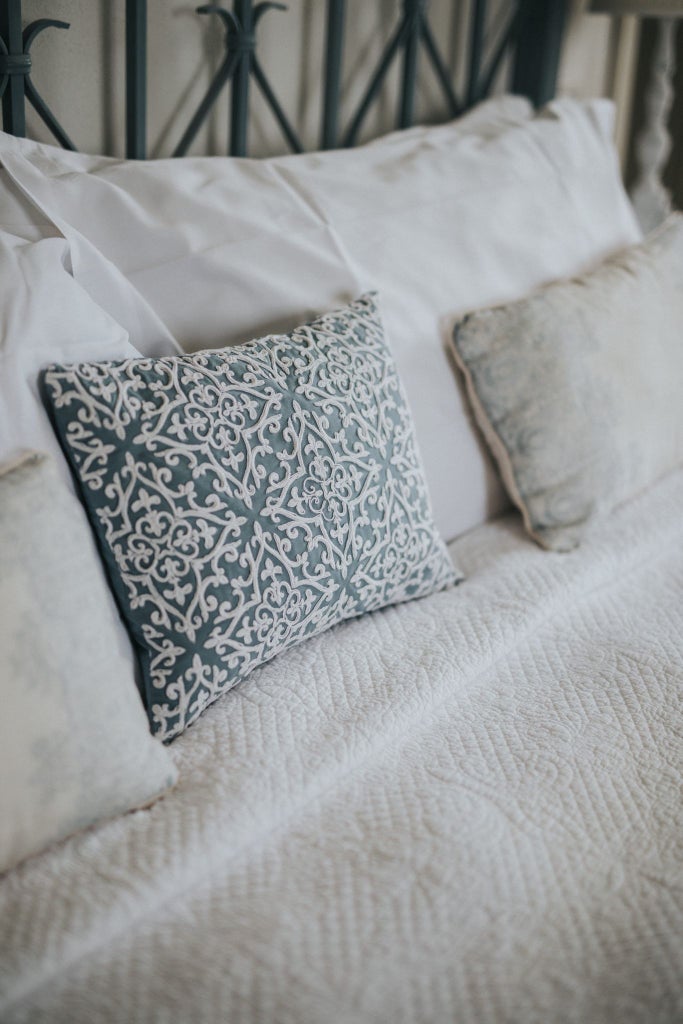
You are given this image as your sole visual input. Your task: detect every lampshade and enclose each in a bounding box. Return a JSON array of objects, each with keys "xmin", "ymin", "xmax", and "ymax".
[{"xmin": 590, "ymin": 0, "xmax": 683, "ymax": 14}]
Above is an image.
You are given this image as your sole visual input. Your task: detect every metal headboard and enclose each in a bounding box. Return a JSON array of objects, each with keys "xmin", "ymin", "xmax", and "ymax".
[{"xmin": 0, "ymin": 0, "xmax": 568, "ymax": 160}]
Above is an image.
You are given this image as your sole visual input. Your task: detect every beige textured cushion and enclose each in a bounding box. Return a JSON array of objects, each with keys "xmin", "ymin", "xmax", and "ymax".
[
  {"xmin": 0, "ymin": 453, "xmax": 177, "ymax": 872},
  {"xmin": 450, "ymin": 214, "xmax": 683, "ymax": 551}
]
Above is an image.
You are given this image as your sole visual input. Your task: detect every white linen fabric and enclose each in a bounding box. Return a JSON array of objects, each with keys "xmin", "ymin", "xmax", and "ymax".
[
  {"xmin": 0, "ymin": 172, "xmax": 180, "ymax": 357},
  {"xmin": 450, "ymin": 213, "xmax": 683, "ymax": 551},
  {"xmin": 0, "ymin": 453, "xmax": 176, "ymax": 874},
  {"xmin": 1, "ymin": 466, "xmax": 681, "ymax": 1023},
  {"xmin": 0, "ymin": 97, "xmax": 640, "ymax": 541},
  {"xmin": 0, "ymin": 227, "xmax": 177, "ymax": 679},
  {"xmin": 0, "ymin": 230, "xmax": 139, "ymax": 477}
]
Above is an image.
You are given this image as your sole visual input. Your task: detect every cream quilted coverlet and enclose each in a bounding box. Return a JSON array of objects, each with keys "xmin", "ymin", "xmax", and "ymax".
[{"xmin": 1, "ymin": 469, "xmax": 682, "ymax": 1023}]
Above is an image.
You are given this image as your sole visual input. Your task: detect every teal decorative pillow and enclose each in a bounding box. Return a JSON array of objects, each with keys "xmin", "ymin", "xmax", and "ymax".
[{"xmin": 43, "ymin": 294, "xmax": 458, "ymax": 741}]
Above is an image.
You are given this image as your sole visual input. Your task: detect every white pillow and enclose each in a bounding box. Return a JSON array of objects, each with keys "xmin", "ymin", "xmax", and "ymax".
[
  {"xmin": 0, "ymin": 452, "xmax": 176, "ymax": 873},
  {"xmin": 0, "ymin": 97, "xmax": 641, "ymax": 541},
  {"xmin": 0, "ymin": 170, "xmax": 180, "ymax": 358},
  {"xmin": 0, "ymin": 231, "xmax": 139, "ymax": 474},
  {"xmin": 0, "ymin": 228, "xmax": 176, "ymax": 685}
]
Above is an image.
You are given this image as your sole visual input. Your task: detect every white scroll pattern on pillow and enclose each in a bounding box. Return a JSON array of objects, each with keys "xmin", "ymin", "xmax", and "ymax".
[{"xmin": 44, "ymin": 295, "xmax": 457, "ymax": 740}]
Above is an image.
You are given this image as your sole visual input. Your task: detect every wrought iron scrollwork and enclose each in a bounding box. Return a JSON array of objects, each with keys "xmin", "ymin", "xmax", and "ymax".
[
  {"xmin": 343, "ymin": 0, "xmax": 460, "ymax": 147},
  {"xmin": 343, "ymin": 0, "xmax": 525, "ymax": 148},
  {"xmin": 174, "ymin": 0, "xmax": 303, "ymax": 158},
  {"xmin": 0, "ymin": 0, "xmax": 569, "ymax": 160},
  {"xmin": 0, "ymin": 42, "xmax": 31, "ymax": 98},
  {"xmin": 0, "ymin": 11, "xmax": 74, "ymax": 148}
]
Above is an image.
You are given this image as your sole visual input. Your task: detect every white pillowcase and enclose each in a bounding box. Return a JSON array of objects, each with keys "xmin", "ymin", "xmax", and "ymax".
[
  {"xmin": 0, "ymin": 170, "xmax": 180, "ymax": 358},
  {"xmin": 0, "ymin": 452, "xmax": 176, "ymax": 873},
  {"xmin": 0, "ymin": 231, "xmax": 138, "ymax": 474},
  {"xmin": 0, "ymin": 228, "xmax": 178, "ymax": 689},
  {"xmin": 0, "ymin": 97, "xmax": 641, "ymax": 541}
]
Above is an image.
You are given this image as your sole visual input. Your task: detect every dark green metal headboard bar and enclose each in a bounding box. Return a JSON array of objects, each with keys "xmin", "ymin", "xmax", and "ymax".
[
  {"xmin": 399, "ymin": 1, "xmax": 421, "ymax": 129},
  {"xmin": 513, "ymin": 0, "xmax": 568, "ymax": 109},
  {"xmin": 321, "ymin": 0, "xmax": 345, "ymax": 149},
  {"xmin": 174, "ymin": 0, "xmax": 301, "ymax": 158},
  {"xmin": 173, "ymin": 7, "xmax": 241, "ymax": 157},
  {"xmin": 0, "ymin": 0, "xmax": 24, "ymax": 136},
  {"xmin": 1, "ymin": 0, "xmax": 570, "ymax": 158},
  {"xmin": 126, "ymin": 0, "xmax": 146, "ymax": 159},
  {"xmin": 344, "ymin": 0, "xmax": 538, "ymax": 148},
  {"xmin": 0, "ymin": 0, "xmax": 74, "ymax": 147},
  {"xmin": 466, "ymin": 0, "xmax": 486, "ymax": 107},
  {"xmin": 230, "ymin": 0, "xmax": 252, "ymax": 157},
  {"xmin": 1, "ymin": 0, "xmax": 145, "ymax": 155}
]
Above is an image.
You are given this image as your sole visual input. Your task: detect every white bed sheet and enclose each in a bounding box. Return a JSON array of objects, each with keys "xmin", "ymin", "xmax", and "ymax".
[{"xmin": 1, "ymin": 468, "xmax": 682, "ymax": 1024}]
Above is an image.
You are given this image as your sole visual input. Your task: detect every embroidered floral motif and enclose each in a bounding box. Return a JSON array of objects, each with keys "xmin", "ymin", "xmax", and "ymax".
[{"xmin": 44, "ymin": 294, "xmax": 457, "ymax": 740}]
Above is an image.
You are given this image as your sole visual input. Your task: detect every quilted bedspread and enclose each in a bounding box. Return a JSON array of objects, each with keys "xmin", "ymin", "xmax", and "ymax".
[{"xmin": 1, "ymin": 469, "xmax": 682, "ymax": 1024}]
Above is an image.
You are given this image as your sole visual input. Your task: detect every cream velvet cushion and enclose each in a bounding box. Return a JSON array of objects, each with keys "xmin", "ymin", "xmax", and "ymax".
[
  {"xmin": 450, "ymin": 214, "xmax": 683, "ymax": 551},
  {"xmin": 0, "ymin": 453, "xmax": 177, "ymax": 872}
]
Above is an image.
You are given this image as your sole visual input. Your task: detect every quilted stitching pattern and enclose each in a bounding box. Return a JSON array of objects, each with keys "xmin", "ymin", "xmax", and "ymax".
[{"xmin": 1, "ymin": 469, "xmax": 682, "ymax": 1023}]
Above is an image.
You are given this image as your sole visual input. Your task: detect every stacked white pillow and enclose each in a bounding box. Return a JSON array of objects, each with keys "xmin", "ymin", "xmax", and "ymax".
[
  {"xmin": 0, "ymin": 231, "xmax": 141, "ymax": 473},
  {"xmin": 0, "ymin": 97, "xmax": 640, "ymax": 542},
  {"xmin": 0, "ymin": 168, "xmax": 180, "ymax": 356},
  {"xmin": 0, "ymin": 452, "xmax": 177, "ymax": 872},
  {"xmin": 0, "ymin": 230, "xmax": 179, "ymax": 870}
]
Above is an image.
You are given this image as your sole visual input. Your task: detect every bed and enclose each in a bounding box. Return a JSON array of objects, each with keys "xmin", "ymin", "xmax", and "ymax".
[
  {"xmin": 0, "ymin": 3, "xmax": 682, "ymax": 1023},
  {"xmin": 0, "ymin": 468, "xmax": 681, "ymax": 1023}
]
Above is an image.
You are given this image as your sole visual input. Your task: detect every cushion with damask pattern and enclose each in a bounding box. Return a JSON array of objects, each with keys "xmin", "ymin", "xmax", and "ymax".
[
  {"xmin": 43, "ymin": 294, "xmax": 458, "ymax": 741},
  {"xmin": 450, "ymin": 215, "xmax": 683, "ymax": 552}
]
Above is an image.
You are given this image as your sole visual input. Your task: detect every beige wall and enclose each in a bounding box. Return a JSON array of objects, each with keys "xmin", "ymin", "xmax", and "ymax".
[
  {"xmin": 559, "ymin": 2, "xmax": 640, "ymax": 164},
  {"xmin": 18, "ymin": 0, "xmax": 636, "ymax": 161}
]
